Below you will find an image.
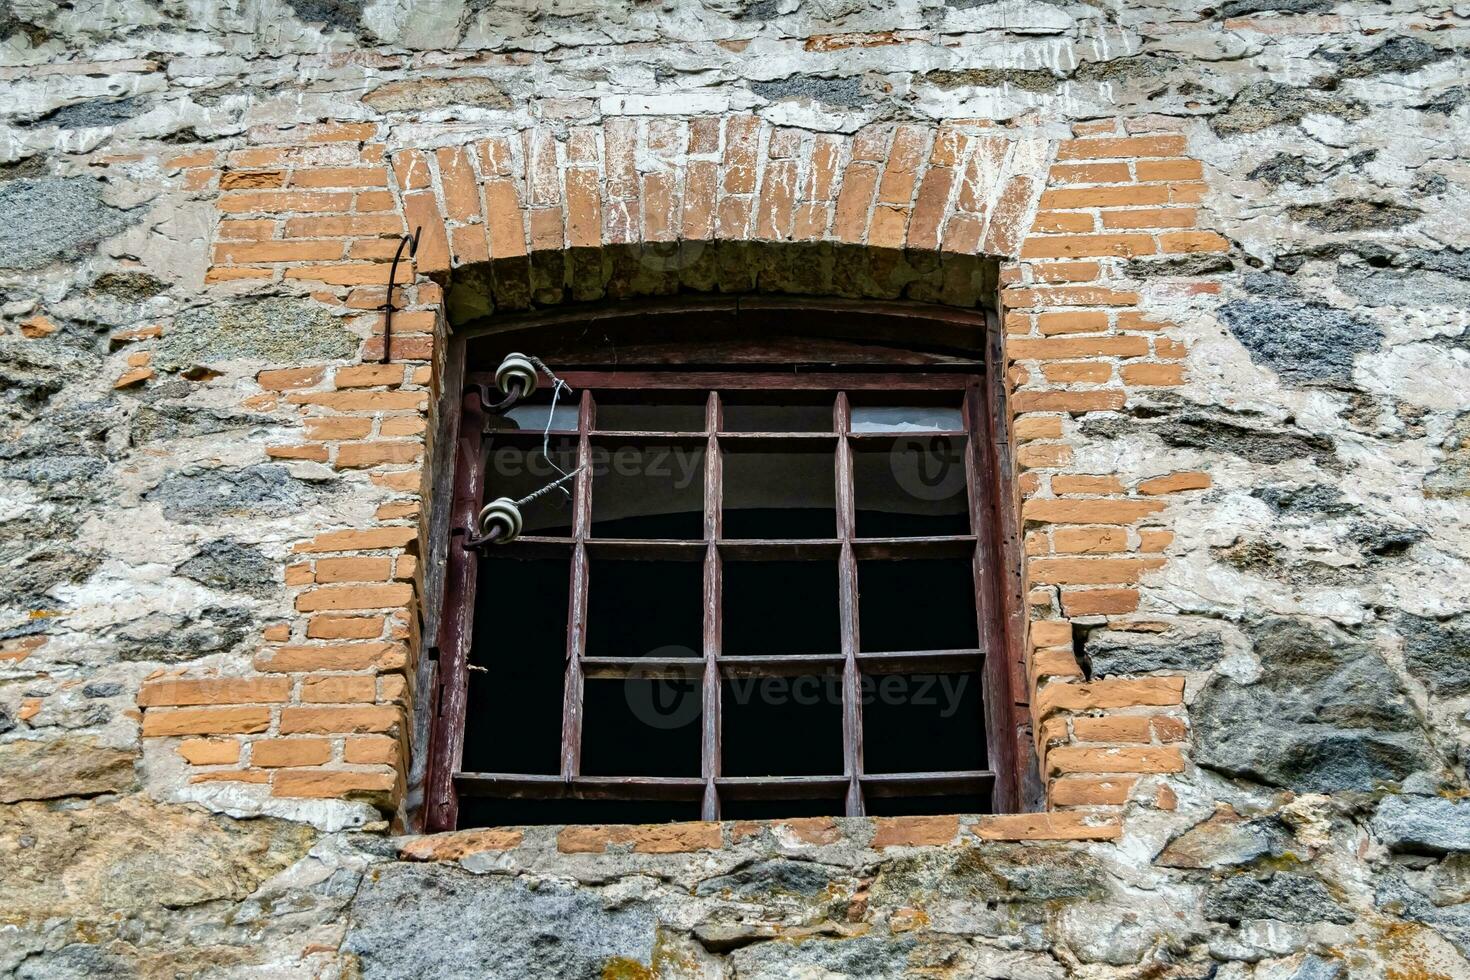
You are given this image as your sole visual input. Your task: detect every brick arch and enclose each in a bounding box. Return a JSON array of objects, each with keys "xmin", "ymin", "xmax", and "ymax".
[
  {"xmin": 387, "ymin": 118, "xmax": 1049, "ymax": 281},
  {"xmin": 147, "ymin": 115, "xmax": 1222, "ymax": 840}
]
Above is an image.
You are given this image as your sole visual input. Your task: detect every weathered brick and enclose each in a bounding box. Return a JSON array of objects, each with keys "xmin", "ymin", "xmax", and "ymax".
[
  {"xmin": 252, "ymin": 737, "xmax": 333, "ymax": 768},
  {"xmin": 1022, "ymin": 233, "xmax": 1156, "ymax": 259},
  {"xmin": 272, "ymin": 768, "xmax": 395, "ymax": 799},
  {"xmin": 295, "ymin": 582, "xmax": 414, "ymax": 612},
  {"xmin": 1061, "ymin": 588, "xmax": 1140, "ymax": 616},
  {"xmin": 178, "ymin": 738, "xmax": 242, "ymax": 766},
  {"xmin": 278, "ymin": 705, "xmax": 403, "ymax": 735},
  {"xmin": 314, "ymin": 556, "xmax": 392, "ymax": 583},
  {"xmin": 871, "ymin": 815, "xmax": 958, "ymax": 847},
  {"xmin": 1037, "ymin": 678, "xmax": 1185, "ymax": 717},
  {"xmin": 1055, "ymin": 135, "xmax": 1188, "ymax": 160},
  {"xmin": 139, "ymin": 677, "xmax": 291, "ymax": 707},
  {"xmin": 1028, "ymin": 556, "xmax": 1166, "ymax": 585},
  {"xmin": 1047, "ymin": 746, "xmax": 1185, "ymax": 774},
  {"xmin": 142, "ymin": 706, "xmax": 272, "ymax": 737},
  {"xmin": 256, "ymin": 641, "xmax": 405, "ymax": 672},
  {"xmin": 294, "ymin": 527, "xmax": 416, "ymax": 553},
  {"xmin": 1050, "ymin": 777, "xmax": 1135, "ymax": 807},
  {"xmin": 1138, "ymin": 471, "xmax": 1212, "ymax": 495},
  {"xmin": 970, "ymin": 812, "xmax": 1121, "ymax": 841},
  {"xmin": 300, "ymin": 674, "xmax": 377, "ymax": 703}
]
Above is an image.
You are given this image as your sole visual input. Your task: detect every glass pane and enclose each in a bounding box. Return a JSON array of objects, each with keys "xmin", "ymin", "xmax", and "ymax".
[
  {"xmin": 586, "ymin": 559, "xmax": 702, "ymax": 658},
  {"xmin": 483, "ymin": 436, "xmax": 578, "ymax": 536},
  {"xmin": 594, "ymin": 391, "xmax": 707, "ymax": 432},
  {"xmin": 580, "ymin": 678, "xmax": 701, "ymax": 777},
  {"xmin": 853, "ymin": 437, "xmax": 970, "ymax": 537},
  {"xmin": 464, "ymin": 555, "xmax": 569, "ymax": 774},
  {"xmin": 719, "ymin": 796, "xmax": 845, "ymax": 820},
  {"xmin": 722, "ymin": 442, "xmax": 836, "ymax": 539},
  {"xmin": 851, "ymin": 406, "xmax": 964, "ymax": 432},
  {"xmin": 721, "ymin": 674, "xmax": 844, "ymax": 776},
  {"xmin": 493, "ymin": 402, "xmax": 579, "ymax": 433},
  {"xmin": 858, "ymin": 558, "xmax": 978, "ymax": 652},
  {"xmin": 723, "ymin": 559, "xmax": 840, "ymax": 655},
  {"xmin": 721, "ymin": 392, "xmax": 834, "ymax": 433},
  {"xmin": 861, "ymin": 671, "xmax": 985, "ymax": 773},
  {"xmin": 590, "ymin": 439, "xmax": 705, "ymax": 539}
]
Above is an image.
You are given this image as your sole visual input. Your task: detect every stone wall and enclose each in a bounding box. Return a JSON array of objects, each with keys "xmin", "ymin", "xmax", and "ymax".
[{"xmin": 1, "ymin": 1, "xmax": 1468, "ymax": 977}]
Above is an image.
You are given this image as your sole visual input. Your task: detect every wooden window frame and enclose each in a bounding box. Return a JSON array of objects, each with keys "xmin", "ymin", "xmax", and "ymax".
[{"xmin": 423, "ymin": 299, "xmax": 1028, "ymax": 832}]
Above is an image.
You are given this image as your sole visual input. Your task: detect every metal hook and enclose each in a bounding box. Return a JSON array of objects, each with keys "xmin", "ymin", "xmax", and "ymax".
[{"xmin": 381, "ymin": 226, "xmax": 421, "ymax": 364}]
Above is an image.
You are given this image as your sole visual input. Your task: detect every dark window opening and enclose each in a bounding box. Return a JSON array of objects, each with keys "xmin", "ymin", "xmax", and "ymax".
[{"xmin": 426, "ymin": 299, "xmax": 1024, "ymax": 831}]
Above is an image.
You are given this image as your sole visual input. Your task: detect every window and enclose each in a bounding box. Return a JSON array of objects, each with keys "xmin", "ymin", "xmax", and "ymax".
[{"xmin": 424, "ymin": 300, "xmax": 1025, "ymax": 831}]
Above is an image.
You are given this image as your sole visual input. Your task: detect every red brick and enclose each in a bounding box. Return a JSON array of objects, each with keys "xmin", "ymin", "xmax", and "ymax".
[
  {"xmin": 1055, "ymin": 135, "xmax": 1188, "ymax": 160},
  {"xmin": 138, "ymin": 677, "xmax": 290, "ymax": 707},
  {"xmin": 295, "ymin": 583, "xmax": 413, "ymax": 612},
  {"xmin": 252, "ymin": 738, "xmax": 332, "ymax": 767},
  {"xmin": 272, "ymin": 769, "xmax": 395, "ymax": 799},
  {"xmin": 142, "ymin": 706, "xmax": 272, "ymax": 737},
  {"xmin": 1028, "ymin": 556, "xmax": 1166, "ymax": 586},
  {"xmin": 278, "ymin": 705, "xmax": 403, "ymax": 735},
  {"xmin": 1138, "ymin": 471, "xmax": 1211, "ymax": 494},
  {"xmin": 871, "ymin": 815, "xmax": 958, "ymax": 847}
]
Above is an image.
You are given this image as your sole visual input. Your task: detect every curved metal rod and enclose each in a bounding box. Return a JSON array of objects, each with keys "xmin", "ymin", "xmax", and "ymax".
[
  {"xmin": 381, "ymin": 226, "xmax": 422, "ymax": 364},
  {"xmin": 465, "ymin": 379, "xmax": 528, "ymax": 416}
]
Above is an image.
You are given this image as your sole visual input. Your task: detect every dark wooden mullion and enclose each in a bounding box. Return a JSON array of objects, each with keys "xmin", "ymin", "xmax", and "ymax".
[
  {"xmin": 423, "ymin": 390, "xmax": 486, "ymax": 833},
  {"xmin": 559, "ymin": 389, "xmax": 595, "ymax": 780},
  {"xmin": 834, "ymin": 392, "xmax": 864, "ymax": 816},
  {"xmin": 964, "ymin": 382, "xmax": 1019, "ymax": 814},
  {"xmin": 700, "ymin": 390, "xmax": 723, "ymax": 821},
  {"xmin": 985, "ymin": 306, "xmax": 1033, "ymax": 811}
]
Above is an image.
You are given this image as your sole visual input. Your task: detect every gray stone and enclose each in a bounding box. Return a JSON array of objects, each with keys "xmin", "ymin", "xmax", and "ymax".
[
  {"xmin": 363, "ymin": 76, "xmax": 512, "ymax": 112},
  {"xmin": 1084, "ymin": 629, "xmax": 1223, "ymax": 675},
  {"xmin": 1205, "ymin": 872, "xmax": 1353, "ymax": 925},
  {"xmin": 1088, "ymin": 410, "xmax": 1338, "ymax": 468},
  {"xmin": 1376, "ymin": 875, "xmax": 1470, "ymax": 959},
  {"xmin": 1290, "ymin": 954, "xmax": 1344, "ymax": 980},
  {"xmin": 284, "ymin": 0, "xmax": 367, "ymax": 34},
  {"xmin": 0, "ymin": 337, "xmax": 99, "ymax": 407},
  {"xmin": 1324, "ymin": 36, "xmax": 1452, "ymax": 79},
  {"xmin": 1417, "ymin": 87, "xmax": 1469, "ymax": 114},
  {"xmin": 871, "ymin": 843, "xmax": 1107, "ymax": 910},
  {"xmin": 1192, "ymin": 618, "xmax": 1434, "ymax": 793},
  {"xmin": 1, "ymin": 795, "xmax": 316, "ymax": 929},
  {"xmin": 1218, "ymin": 300, "xmax": 1383, "ymax": 385},
  {"xmin": 1217, "ymin": 0, "xmax": 1330, "ymax": 17},
  {"xmin": 1124, "ymin": 253, "xmax": 1234, "ymax": 278},
  {"xmin": 1156, "ymin": 806, "xmax": 1291, "ymax": 869},
  {"xmin": 1287, "ymin": 200, "xmax": 1423, "ymax": 233},
  {"xmin": 1397, "ymin": 614, "xmax": 1470, "ymax": 696},
  {"xmin": 176, "ymin": 539, "xmax": 278, "ymax": 598},
  {"xmin": 42, "ymin": 96, "xmax": 150, "ymax": 129},
  {"xmin": 921, "ymin": 67, "xmax": 1060, "ymax": 93},
  {"xmin": 728, "ymin": 935, "xmax": 918, "ymax": 979},
  {"xmin": 0, "ymin": 736, "xmax": 137, "ymax": 803},
  {"xmin": 1425, "ymin": 414, "xmax": 1470, "ymax": 499},
  {"xmin": 345, "ymin": 863, "xmax": 656, "ymax": 979},
  {"xmin": 1252, "ymin": 484, "xmax": 1355, "ymax": 517},
  {"xmin": 113, "ymin": 605, "xmax": 251, "ymax": 662},
  {"xmin": 89, "ymin": 271, "xmax": 168, "ymax": 301},
  {"xmin": 695, "ymin": 858, "xmax": 842, "ymax": 898},
  {"xmin": 13, "ymin": 944, "xmax": 133, "ymax": 980},
  {"xmin": 1248, "ymin": 153, "xmax": 1313, "ymax": 186},
  {"xmin": 1211, "ymin": 83, "xmax": 1367, "ymax": 136},
  {"xmin": 1372, "ymin": 796, "xmax": 1470, "ymax": 855},
  {"xmin": 0, "ymin": 178, "xmax": 138, "ymax": 270},
  {"xmin": 129, "ymin": 403, "xmax": 278, "ymax": 445},
  {"xmin": 155, "ymin": 297, "xmax": 358, "ymax": 372},
  {"xmin": 82, "ymin": 681, "xmax": 124, "ymax": 698},
  {"xmin": 144, "ymin": 464, "xmax": 320, "ymax": 521},
  {"xmin": 752, "ymin": 75, "xmax": 870, "ymax": 106}
]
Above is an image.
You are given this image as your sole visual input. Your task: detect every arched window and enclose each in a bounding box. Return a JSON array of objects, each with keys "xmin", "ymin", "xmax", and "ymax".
[{"xmin": 423, "ymin": 298, "xmax": 1026, "ymax": 830}]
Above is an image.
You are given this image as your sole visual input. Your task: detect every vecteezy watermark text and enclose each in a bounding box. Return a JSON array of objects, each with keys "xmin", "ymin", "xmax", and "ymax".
[
  {"xmin": 490, "ymin": 444, "xmax": 703, "ymax": 489},
  {"xmin": 625, "ymin": 661, "xmax": 970, "ymax": 730}
]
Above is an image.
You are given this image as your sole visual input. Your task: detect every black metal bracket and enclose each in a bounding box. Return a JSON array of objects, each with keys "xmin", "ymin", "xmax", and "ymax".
[
  {"xmin": 453, "ymin": 523, "xmax": 504, "ymax": 551},
  {"xmin": 381, "ymin": 226, "xmax": 422, "ymax": 364},
  {"xmin": 463, "ymin": 378, "xmax": 529, "ymax": 416}
]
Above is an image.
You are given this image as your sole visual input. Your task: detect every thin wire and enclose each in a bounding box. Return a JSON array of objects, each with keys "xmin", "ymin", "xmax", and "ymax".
[
  {"xmin": 528, "ymin": 355, "xmax": 575, "ymax": 501},
  {"xmin": 514, "ymin": 462, "xmax": 585, "ymax": 507}
]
